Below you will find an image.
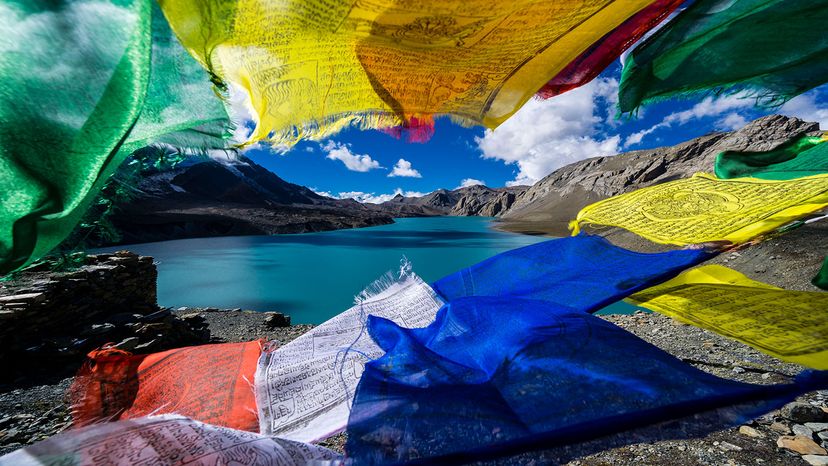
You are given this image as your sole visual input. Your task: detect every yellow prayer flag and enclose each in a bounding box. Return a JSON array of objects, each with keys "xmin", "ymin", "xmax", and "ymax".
[
  {"xmin": 570, "ymin": 173, "xmax": 828, "ymax": 245},
  {"xmin": 158, "ymin": 0, "xmax": 656, "ymax": 146},
  {"xmin": 627, "ymin": 265, "xmax": 828, "ymax": 369}
]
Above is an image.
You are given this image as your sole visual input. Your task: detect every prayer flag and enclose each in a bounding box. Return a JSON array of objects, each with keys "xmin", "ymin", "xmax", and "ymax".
[
  {"xmin": 537, "ymin": 0, "xmax": 683, "ymax": 99},
  {"xmin": 570, "ymin": 173, "xmax": 828, "ymax": 246},
  {"xmin": 0, "ymin": 0, "xmax": 230, "ymax": 274},
  {"xmin": 628, "ymin": 265, "xmax": 828, "ymax": 369},
  {"xmin": 346, "ymin": 296, "xmax": 828, "ymax": 464},
  {"xmin": 715, "ymin": 134, "xmax": 828, "ymax": 181},
  {"xmin": 70, "ymin": 341, "xmax": 261, "ymax": 432},
  {"xmin": 432, "ymin": 234, "xmax": 712, "ymax": 312},
  {"xmin": 0, "ymin": 415, "xmax": 341, "ymax": 466},
  {"xmin": 381, "ymin": 0, "xmax": 683, "ymax": 142},
  {"xmin": 815, "ymin": 257, "xmax": 828, "ymax": 290},
  {"xmin": 255, "ymin": 266, "xmax": 443, "ymax": 442},
  {"xmin": 618, "ymin": 0, "xmax": 828, "ymax": 113},
  {"xmin": 158, "ymin": 0, "xmax": 665, "ymax": 146}
]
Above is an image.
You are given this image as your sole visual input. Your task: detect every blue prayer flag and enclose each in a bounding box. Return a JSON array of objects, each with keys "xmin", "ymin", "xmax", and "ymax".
[
  {"xmin": 431, "ymin": 235, "xmax": 712, "ymax": 312},
  {"xmin": 346, "ymin": 296, "xmax": 827, "ymax": 464}
]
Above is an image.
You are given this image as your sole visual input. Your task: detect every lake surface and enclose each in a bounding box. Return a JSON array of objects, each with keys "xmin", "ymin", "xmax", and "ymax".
[{"xmin": 100, "ymin": 217, "xmax": 640, "ymax": 324}]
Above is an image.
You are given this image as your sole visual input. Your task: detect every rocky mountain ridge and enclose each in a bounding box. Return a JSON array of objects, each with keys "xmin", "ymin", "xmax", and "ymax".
[
  {"xmin": 366, "ymin": 185, "xmax": 528, "ymax": 217},
  {"xmin": 497, "ymin": 115, "xmax": 822, "ymax": 235},
  {"xmin": 105, "ymin": 156, "xmax": 395, "ymax": 245}
]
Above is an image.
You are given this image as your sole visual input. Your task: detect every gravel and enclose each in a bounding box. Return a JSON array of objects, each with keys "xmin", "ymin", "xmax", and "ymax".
[{"xmin": 3, "ymin": 309, "xmax": 823, "ymax": 463}]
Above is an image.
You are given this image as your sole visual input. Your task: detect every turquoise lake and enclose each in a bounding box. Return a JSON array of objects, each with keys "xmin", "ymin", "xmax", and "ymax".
[{"xmin": 100, "ymin": 217, "xmax": 639, "ymax": 324}]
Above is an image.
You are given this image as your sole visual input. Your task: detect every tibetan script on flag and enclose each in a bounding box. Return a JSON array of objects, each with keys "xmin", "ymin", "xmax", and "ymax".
[
  {"xmin": 159, "ymin": 0, "xmax": 661, "ymax": 145},
  {"xmin": 571, "ymin": 173, "xmax": 828, "ymax": 245}
]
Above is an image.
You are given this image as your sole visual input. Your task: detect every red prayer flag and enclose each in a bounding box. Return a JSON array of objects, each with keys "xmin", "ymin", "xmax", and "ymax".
[
  {"xmin": 70, "ymin": 341, "xmax": 262, "ymax": 432},
  {"xmin": 537, "ymin": 0, "xmax": 683, "ymax": 99}
]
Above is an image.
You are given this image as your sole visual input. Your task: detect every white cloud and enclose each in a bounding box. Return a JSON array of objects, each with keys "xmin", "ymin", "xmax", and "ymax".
[
  {"xmin": 476, "ymin": 78, "xmax": 621, "ymax": 186},
  {"xmin": 624, "ymin": 94, "xmax": 757, "ymax": 148},
  {"xmin": 781, "ymin": 88, "xmax": 828, "ymax": 129},
  {"xmin": 338, "ymin": 191, "xmax": 395, "ymax": 203},
  {"xmin": 457, "ymin": 178, "xmax": 486, "ymax": 188},
  {"xmin": 664, "ymin": 95, "xmax": 756, "ymax": 126},
  {"xmin": 718, "ymin": 112, "xmax": 748, "ymax": 131},
  {"xmin": 388, "ymin": 158, "xmax": 422, "ymax": 178},
  {"xmin": 228, "ymin": 83, "xmax": 256, "ymax": 145},
  {"xmin": 593, "ymin": 77, "xmax": 621, "ymax": 127},
  {"xmin": 624, "ymin": 127, "xmax": 655, "ymax": 147},
  {"xmin": 310, "ymin": 188, "xmax": 335, "ymax": 198},
  {"xmin": 336, "ymin": 189, "xmax": 426, "ymax": 204},
  {"xmin": 322, "ymin": 141, "xmax": 383, "ymax": 172}
]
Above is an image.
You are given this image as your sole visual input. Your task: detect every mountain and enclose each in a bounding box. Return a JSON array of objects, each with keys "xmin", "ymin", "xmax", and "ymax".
[
  {"xmin": 450, "ymin": 185, "xmax": 527, "ymax": 216},
  {"xmin": 364, "ymin": 185, "xmax": 528, "ymax": 217},
  {"xmin": 164, "ymin": 157, "xmax": 325, "ymax": 205},
  {"xmin": 106, "ymin": 156, "xmax": 394, "ymax": 245},
  {"xmin": 364, "ymin": 189, "xmax": 457, "ymax": 217},
  {"xmin": 497, "ymin": 115, "xmax": 822, "ymax": 236}
]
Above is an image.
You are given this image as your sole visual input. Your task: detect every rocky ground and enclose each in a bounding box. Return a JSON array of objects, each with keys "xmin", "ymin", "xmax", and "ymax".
[
  {"xmin": 1, "ymin": 308, "xmax": 826, "ymax": 464},
  {"xmin": 171, "ymin": 307, "xmax": 313, "ymax": 346}
]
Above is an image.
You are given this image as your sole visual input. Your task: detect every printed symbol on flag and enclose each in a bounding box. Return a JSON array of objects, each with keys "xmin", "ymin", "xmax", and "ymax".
[
  {"xmin": 391, "ymin": 16, "xmax": 487, "ymax": 46},
  {"xmin": 641, "ymin": 189, "xmax": 742, "ymax": 221}
]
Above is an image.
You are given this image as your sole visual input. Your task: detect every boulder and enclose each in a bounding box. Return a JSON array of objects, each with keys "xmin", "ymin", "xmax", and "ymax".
[
  {"xmin": 264, "ymin": 312, "xmax": 291, "ymax": 328},
  {"xmin": 739, "ymin": 425, "xmax": 765, "ymax": 438},
  {"xmin": 803, "ymin": 456, "xmax": 828, "ymax": 466},
  {"xmin": 777, "ymin": 436, "xmax": 827, "ymax": 455},
  {"xmin": 782, "ymin": 403, "xmax": 828, "ymax": 424}
]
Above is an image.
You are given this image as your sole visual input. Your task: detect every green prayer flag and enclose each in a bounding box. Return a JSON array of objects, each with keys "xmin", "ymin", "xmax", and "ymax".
[
  {"xmin": 814, "ymin": 257, "xmax": 828, "ymax": 290},
  {"xmin": 133, "ymin": 2, "xmax": 231, "ymax": 149},
  {"xmin": 0, "ymin": 0, "xmax": 229, "ymax": 274},
  {"xmin": 618, "ymin": 0, "xmax": 828, "ymax": 113},
  {"xmin": 715, "ymin": 135, "xmax": 828, "ymax": 181}
]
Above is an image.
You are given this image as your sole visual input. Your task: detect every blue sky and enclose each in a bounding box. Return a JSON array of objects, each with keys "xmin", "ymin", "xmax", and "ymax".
[{"xmin": 245, "ymin": 62, "xmax": 828, "ymax": 203}]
